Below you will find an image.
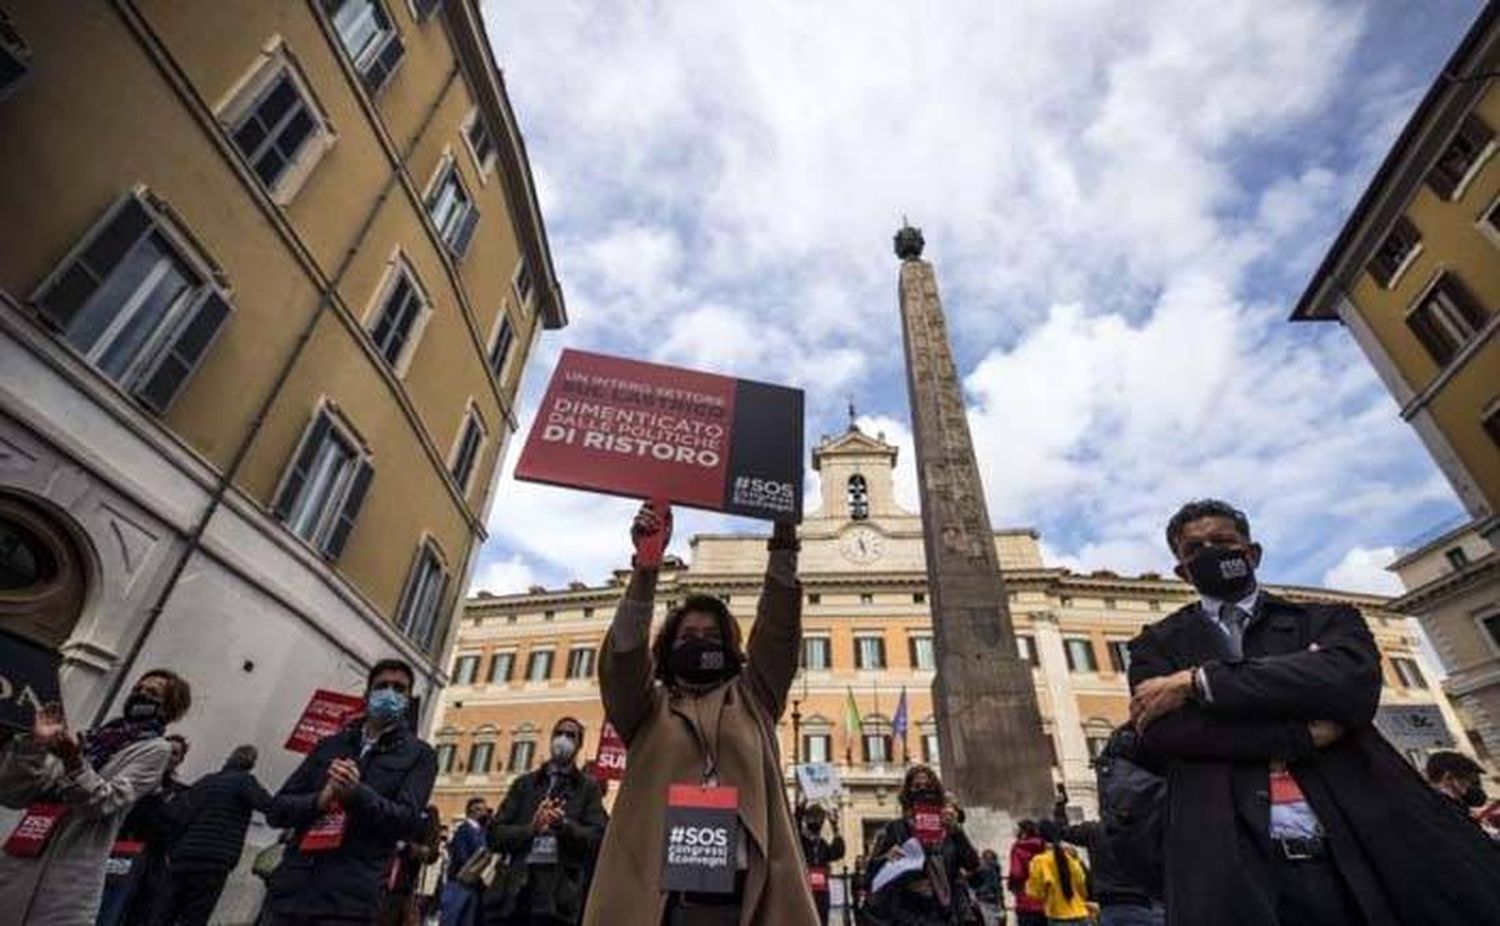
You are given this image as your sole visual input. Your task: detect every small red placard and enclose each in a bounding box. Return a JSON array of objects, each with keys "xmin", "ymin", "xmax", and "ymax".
[
  {"xmin": 3, "ymin": 803, "xmax": 68, "ymax": 858},
  {"xmin": 911, "ymin": 803, "xmax": 944, "ymax": 846},
  {"xmin": 591, "ymin": 721, "xmax": 628, "ymax": 782},
  {"xmin": 284, "ymin": 689, "xmax": 365, "ymax": 754}
]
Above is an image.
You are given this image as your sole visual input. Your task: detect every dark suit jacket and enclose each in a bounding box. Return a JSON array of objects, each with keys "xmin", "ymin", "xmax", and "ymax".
[{"xmin": 1129, "ymin": 593, "xmax": 1500, "ymax": 926}]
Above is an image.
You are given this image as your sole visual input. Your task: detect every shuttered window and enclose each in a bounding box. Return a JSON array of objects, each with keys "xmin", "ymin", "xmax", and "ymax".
[
  {"xmin": 909, "ymin": 635, "xmax": 934, "ymax": 670},
  {"xmin": 33, "ymin": 192, "xmax": 231, "ymax": 413},
  {"xmin": 1427, "ymin": 115, "xmax": 1494, "ymax": 200},
  {"xmin": 467, "ymin": 742, "xmax": 493, "ymax": 774},
  {"xmin": 325, "ymin": 0, "xmax": 404, "ymax": 94},
  {"xmin": 487, "ymin": 315, "xmax": 514, "ymax": 378},
  {"xmin": 396, "ymin": 542, "xmax": 447, "ymax": 648},
  {"xmin": 369, "ymin": 270, "xmax": 424, "ymax": 368},
  {"xmin": 1367, "ymin": 216, "xmax": 1421, "ymax": 288},
  {"xmin": 1407, "ymin": 274, "xmax": 1490, "ymax": 367},
  {"xmin": 488, "ymin": 651, "xmax": 514, "ymax": 683},
  {"xmin": 229, "ymin": 70, "xmax": 319, "ymax": 191},
  {"xmin": 450, "ymin": 409, "xmax": 485, "ymax": 495},
  {"xmin": 567, "ymin": 647, "xmax": 596, "ymax": 679},
  {"xmin": 508, "ymin": 740, "xmax": 535, "ymax": 772},
  {"xmin": 465, "ymin": 112, "xmax": 495, "ymax": 169},
  {"xmin": 427, "ymin": 161, "xmax": 478, "ymax": 258},
  {"xmin": 452, "ymin": 655, "xmax": 479, "ymax": 684},
  {"xmin": 273, "ymin": 411, "xmax": 373, "ymax": 559}
]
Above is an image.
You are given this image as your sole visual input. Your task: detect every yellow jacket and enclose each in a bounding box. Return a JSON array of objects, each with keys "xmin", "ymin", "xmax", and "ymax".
[{"xmin": 1025, "ymin": 845, "xmax": 1091, "ymax": 919}]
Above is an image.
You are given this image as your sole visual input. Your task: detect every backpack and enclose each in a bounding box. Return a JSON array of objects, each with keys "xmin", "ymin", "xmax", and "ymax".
[{"xmin": 1095, "ymin": 724, "xmax": 1165, "ymax": 898}]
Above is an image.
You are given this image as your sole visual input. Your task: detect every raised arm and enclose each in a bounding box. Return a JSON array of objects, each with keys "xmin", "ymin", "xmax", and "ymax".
[
  {"xmin": 1197, "ymin": 604, "xmax": 1381, "ymax": 726},
  {"xmin": 601, "ymin": 503, "xmax": 671, "ymax": 743},
  {"xmin": 744, "ymin": 521, "xmax": 802, "ymax": 720}
]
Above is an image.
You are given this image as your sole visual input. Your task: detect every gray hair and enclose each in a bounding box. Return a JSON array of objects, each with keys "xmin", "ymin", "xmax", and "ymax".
[{"xmin": 225, "ymin": 744, "xmax": 258, "ymax": 771}]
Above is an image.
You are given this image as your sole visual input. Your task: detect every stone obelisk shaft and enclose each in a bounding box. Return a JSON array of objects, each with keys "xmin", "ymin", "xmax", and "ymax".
[{"xmin": 895, "ymin": 231, "xmax": 1054, "ymax": 835}]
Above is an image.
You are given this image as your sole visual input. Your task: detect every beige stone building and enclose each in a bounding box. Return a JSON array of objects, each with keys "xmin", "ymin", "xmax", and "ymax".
[
  {"xmin": 1290, "ymin": 7, "xmax": 1499, "ymax": 762},
  {"xmin": 0, "ymin": 0, "xmax": 561, "ymax": 888},
  {"xmin": 430, "ymin": 428, "xmax": 1468, "ymax": 854}
]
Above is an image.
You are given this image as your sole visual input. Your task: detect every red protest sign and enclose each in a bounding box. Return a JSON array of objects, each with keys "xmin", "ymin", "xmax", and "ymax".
[
  {"xmin": 911, "ymin": 803, "xmax": 944, "ymax": 846},
  {"xmin": 515, "ymin": 350, "xmax": 803, "ymax": 522},
  {"xmin": 592, "ymin": 721, "xmax": 628, "ymax": 782},
  {"xmin": 285, "ymin": 689, "xmax": 365, "ymax": 754}
]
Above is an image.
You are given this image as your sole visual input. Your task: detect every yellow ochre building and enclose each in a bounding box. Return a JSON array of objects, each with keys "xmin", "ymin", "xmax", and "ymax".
[{"xmin": 428, "ymin": 426, "xmax": 1472, "ymax": 853}]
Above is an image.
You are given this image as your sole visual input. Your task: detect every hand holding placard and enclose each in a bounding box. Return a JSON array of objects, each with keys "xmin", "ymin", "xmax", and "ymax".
[{"xmin": 631, "ymin": 498, "xmax": 673, "ymax": 569}]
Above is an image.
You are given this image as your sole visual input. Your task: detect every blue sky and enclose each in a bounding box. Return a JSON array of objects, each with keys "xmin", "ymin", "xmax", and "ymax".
[{"xmin": 470, "ymin": 0, "xmax": 1483, "ymax": 597}]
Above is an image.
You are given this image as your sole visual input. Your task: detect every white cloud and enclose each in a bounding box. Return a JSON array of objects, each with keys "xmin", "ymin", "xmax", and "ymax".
[
  {"xmin": 1322, "ymin": 547, "xmax": 1405, "ymax": 597},
  {"xmin": 469, "ymin": 554, "xmax": 538, "ymax": 596}
]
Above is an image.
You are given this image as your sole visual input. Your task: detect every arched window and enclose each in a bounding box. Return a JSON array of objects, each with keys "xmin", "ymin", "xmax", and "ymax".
[{"xmin": 847, "ymin": 475, "xmax": 869, "ymax": 520}]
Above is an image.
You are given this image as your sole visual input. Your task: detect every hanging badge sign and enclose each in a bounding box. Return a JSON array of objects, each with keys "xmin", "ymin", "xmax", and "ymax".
[
  {"xmin": 3, "ymin": 803, "xmax": 68, "ymax": 858},
  {"xmin": 807, "ymin": 866, "xmax": 830, "ymax": 892},
  {"xmin": 299, "ymin": 804, "xmax": 348, "ymax": 852},
  {"xmin": 661, "ymin": 783, "xmax": 739, "ymax": 894},
  {"xmin": 911, "ymin": 802, "xmax": 944, "ymax": 847}
]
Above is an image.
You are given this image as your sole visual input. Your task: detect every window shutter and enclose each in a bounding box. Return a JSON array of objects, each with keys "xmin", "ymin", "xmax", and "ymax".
[
  {"xmin": 362, "ymin": 33, "xmax": 404, "ymax": 93},
  {"xmin": 37, "ymin": 196, "xmax": 152, "ymax": 332},
  {"xmin": 907, "ymin": 637, "xmax": 917, "ymax": 668},
  {"xmin": 450, "ymin": 205, "xmax": 479, "ymax": 258},
  {"xmin": 1407, "ymin": 304, "xmax": 1455, "ymax": 366},
  {"xmin": 1443, "ymin": 275, "xmax": 1488, "ymax": 331},
  {"xmin": 323, "ymin": 458, "xmax": 373, "ymax": 558},
  {"xmin": 135, "ymin": 292, "xmax": 231, "ymax": 413},
  {"xmin": 274, "ymin": 414, "xmax": 333, "ymax": 520}
]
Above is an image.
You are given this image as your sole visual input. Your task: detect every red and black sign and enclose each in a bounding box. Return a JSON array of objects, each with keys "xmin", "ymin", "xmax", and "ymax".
[
  {"xmin": 515, "ymin": 350, "xmax": 803, "ymax": 522},
  {"xmin": 284, "ymin": 689, "xmax": 365, "ymax": 754},
  {"xmin": 911, "ymin": 802, "xmax": 944, "ymax": 847},
  {"xmin": 661, "ymin": 783, "xmax": 739, "ymax": 894},
  {"xmin": 3, "ymin": 803, "xmax": 67, "ymax": 858},
  {"xmin": 591, "ymin": 721, "xmax": 627, "ymax": 783}
]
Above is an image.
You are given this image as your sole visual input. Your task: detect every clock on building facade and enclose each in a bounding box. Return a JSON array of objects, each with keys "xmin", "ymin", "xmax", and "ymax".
[{"xmin": 840, "ymin": 525, "xmax": 884, "ymax": 564}]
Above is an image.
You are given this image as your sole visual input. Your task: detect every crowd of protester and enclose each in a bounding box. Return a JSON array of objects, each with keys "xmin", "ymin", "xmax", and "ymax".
[{"xmin": 3, "ymin": 498, "xmax": 1500, "ymax": 926}]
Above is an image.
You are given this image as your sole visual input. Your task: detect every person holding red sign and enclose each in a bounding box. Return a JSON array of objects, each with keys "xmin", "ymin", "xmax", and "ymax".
[
  {"xmin": 585, "ymin": 502, "xmax": 818, "ymax": 926},
  {"xmin": 794, "ymin": 801, "xmax": 845, "ymax": 925},
  {"xmin": 262, "ymin": 658, "xmax": 437, "ymax": 925},
  {"xmin": 0, "ymin": 669, "xmax": 192, "ymax": 925},
  {"xmin": 863, "ymin": 765, "xmax": 981, "ymax": 926}
]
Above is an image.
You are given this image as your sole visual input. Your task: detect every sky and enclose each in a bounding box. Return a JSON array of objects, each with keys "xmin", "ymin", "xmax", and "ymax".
[{"xmin": 470, "ymin": 0, "xmax": 1483, "ymax": 601}]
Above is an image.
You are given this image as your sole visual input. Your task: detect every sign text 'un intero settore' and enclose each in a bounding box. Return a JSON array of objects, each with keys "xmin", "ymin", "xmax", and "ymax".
[{"xmin": 515, "ymin": 350, "xmax": 804, "ymax": 521}]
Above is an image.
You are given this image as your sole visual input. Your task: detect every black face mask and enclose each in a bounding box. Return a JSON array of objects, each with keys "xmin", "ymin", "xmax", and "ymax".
[
  {"xmin": 124, "ymin": 693, "xmax": 163, "ymax": 722},
  {"xmin": 1461, "ymin": 782, "xmax": 1487, "ymax": 808},
  {"xmin": 1184, "ymin": 546, "xmax": 1257, "ymax": 600},
  {"xmin": 906, "ymin": 786, "xmax": 944, "ymax": 808},
  {"xmin": 668, "ymin": 637, "xmax": 740, "ymax": 685}
]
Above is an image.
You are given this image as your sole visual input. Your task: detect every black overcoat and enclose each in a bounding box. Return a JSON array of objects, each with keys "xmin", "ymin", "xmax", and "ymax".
[{"xmin": 1128, "ymin": 593, "xmax": 1500, "ymax": 925}]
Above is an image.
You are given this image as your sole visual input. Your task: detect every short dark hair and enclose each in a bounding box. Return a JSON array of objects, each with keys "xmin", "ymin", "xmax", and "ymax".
[
  {"xmin": 650, "ymin": 594, "xmax": 745, "ymax": 685},
  {"xmin": 552, "ymin": 716, "xmax": 584, "ymax": 737},
  {"xmin": 465, "ymin": 796, "xmax": 487, "ymax": 813},
  {"xmin": 898, "ymin": 764, "xmax": 942, "ymax": 809},
  {"xmin": 1165, "ymin": 499, "xmax": 1251, "ymax": 555},
  {"xmin": 1018, "ymin": 819, "xmax": 1038, "ymax": 838},
  {"xmin": 1426, "ymin": 750, "xmax": 1483, "ymax": 782},
  {"xmin": 139, "ymin": 670, "xmax": 192, "ymax": 723},
  {"xmin": 367, "ymin": 658, "xmax": 415, "ymax": 692},
  {"xmin": 226, "ymin": 745, "xmax": 258, "ymax": 771}
]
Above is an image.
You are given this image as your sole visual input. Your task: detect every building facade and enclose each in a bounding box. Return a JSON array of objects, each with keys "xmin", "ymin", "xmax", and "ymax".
[
  {"xmin": 429, "ymin": 428, "xmax": 1468, "ymax": 855},
  {"xmin": 0, "ymin": 1, "xmax": 562, "ymax": 907},
  {"xmin": 1290, "ymin": 6, "xmax": 1499, "ymax": 760}
]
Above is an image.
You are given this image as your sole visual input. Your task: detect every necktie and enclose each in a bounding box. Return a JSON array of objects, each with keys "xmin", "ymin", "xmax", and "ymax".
[{"xmin": 1219, "ymin": 603, "xmax": 1250, "ymax": 657}]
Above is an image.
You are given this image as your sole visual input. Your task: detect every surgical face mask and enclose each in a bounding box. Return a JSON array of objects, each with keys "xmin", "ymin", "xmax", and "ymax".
[
  {"xmin": 367, "ymin": 688, "xmax": 409, "ymax": 723},
  {"xmin": 1461, "ymin": 780, "xmax": 1487, "ymax": 808},
  {"xmin": 668, "ymin": 637, "xmax": 739, "ymax": 685},
  {"xmin": 551, "ymin": 734, "xmax": 578, "ymax": 763},
  {"xmin": 124, "ymin": 693, "xmax": 163, "ymax": 722},
  {"xmin": 1184, "ymin": 545, "xmax": 1257, "ymax": 600}
]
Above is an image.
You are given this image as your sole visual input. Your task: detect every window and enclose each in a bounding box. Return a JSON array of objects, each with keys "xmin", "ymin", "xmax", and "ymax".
[
  {"xmin": 802, "ymin": 637, "xmax": 831, "ymax": 671},
  {"xmin": 1483, "ymin": 614, "xmax": 1500, "ymax": 652},
  {"xmin": 1064, "ymin": 638, "xmax": 1098, "ymax": 673},
  {"xmin": 1103, "ymin": 598, "xmax": 1117, "ymax": 610},
  {"xmin": 855, "ymin": 635, "xmax": 886, "ymax": 669},
  {"xmin": 583, "ymin": 607, "xmax": 595, "ymax": 619},
  {"xmin": 450, "ymin": 407, "xmax": 486, "ymax": 495},
  {"xmin": 426, "ymin": 160, "xmax": 479, "ymax": 257},
  {"xmin": 567, "ymin": 647, "xmax": 595, "ymax": 679},
  {"xmin": 452, "ymin": 655, "xmax": 479, "ymax": 684},
  {"xmin": 543, "ymin": 610, "xmax": 555, "ymax": 621},
  {"xmin": 862, "ymin": 733, "xmax": 892, "ymax": 764},
  {"xmin": 1107, "ymin": 641, "xmax": 1130, "ymax": 673},
  {"xmin": 1392, "ymin": 657, "xmax": 1428, "ymax": 689},
  {"xmin": 513, "ymin": 257, "xmax": 534, "ymax": 306},
  {"xmin": 325, "ymin": 0, "xmax": 404, "ymax": 94},
  {"xmin": 1060, "ymin": 596, "xmax": 1074, "ymax": 608},
  {"xmin": 1368, "ymin": 216, "xmax": 1422, "ymax": 288},
  {"xmin": 273, "ymin": 410, "xmax": 373, "ymax": 558},
  {"xmin": 848, "ymin": 474, "xmax": 869, "ymax": 520},
  {"xmin": 909, "ymin": 635, "xmax": 935, "ymax": 671},
  {"xmin": 410, "ymin": 0, "xmax": 442, "ymax": 20},
  {"xmin": 808, "ymin": 593, "xmax": 822, "ymax": 605},
  {"xmin": 1148, "ymin": 600, "xmax": 1162, "ymax": 612},
  {"xmin": 467, "ymin": 742, "xmax": 493, "ymax": 774},
  {"xmin": 913, "ymin": 592, "xmax": 926, "ymax": 604},
  {"xmin": 1087, "ymin": 736, "xmax": 1109, "ymax": 760},
  {"xmin": 1483, "ymin": 196, "xmax": 1500, "ymax": 245},
  {"xmin": 488, "ymin": 651, "xmax": 514, "ymax": 683},
  {"xmin": 1485, "ymin": 402, "xmax": 1500, "ymax": 449},
  {"xmin": 1408, "ymin": 274, "xmax": 1490, "ymax": 367},
  {"xmin": 526, "ymin": 649, "xmax": 554, "ymax": 682},
  {"xmin": 1445, "ymin": 547, "xmax": 1471, "ymax": 571},
  {"xmin": 1016, "ymin": 634, "xmax": 1039, "ymax": 667},
  {"xmin": 803, "ymin": 733, "xmax": 832, "ymax": 764},
  {"xmin": 507, "ymin": 739, "xmax": 535, "ymax": 772},
  {"xmin": 922, "ymin": 733, "xmax": 940, "ymax": 764},
  {"xmin": 463, "ymin": 109, "xmax": 496, "ymax": 174},
  {"xmin": 0, "ymin": 9, "xmax": 31, "ymax": 102},
  {"xmin": 859, "ymin": 593, "xmax": 875, "ymax": 605},
  {"xmin": 1427, "ymin": 114, "xmax": 1494, "ymax": 200},
  {"xmin": 228, "ymin": 69, "xmax": 321, "ymax": 193},
  {"xmin": 367, "ymin": 265, "xmax": 426, "ymax": 370},
  {"xmin": 396, "ymin": 542, "xmax": 447, "ymax": 648},
  {"xmin": 487, "ymin": 314, "xmax": 514, "ymax": 379},
  {"xmin": 33, "ymin": 192, "xmax": 232, "ymax": 413},
  {"xmin": 435, "ymin": 743, "xmax": 456, "ymax": 773}
]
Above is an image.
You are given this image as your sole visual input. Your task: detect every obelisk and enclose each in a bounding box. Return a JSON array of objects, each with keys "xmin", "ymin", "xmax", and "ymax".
[{"xmin": 894, "ymin": 224, "xmax": 1054, "ymax": 846}]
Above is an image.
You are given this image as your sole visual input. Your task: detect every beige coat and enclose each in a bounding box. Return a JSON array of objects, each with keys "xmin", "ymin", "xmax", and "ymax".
[
  {"xmin": 584, "ymin": 557, "xmax": 818, "ymax": 926},
  {"xmin": 0, "ymin": 734, "xmax": 171, "ymax": 926}
]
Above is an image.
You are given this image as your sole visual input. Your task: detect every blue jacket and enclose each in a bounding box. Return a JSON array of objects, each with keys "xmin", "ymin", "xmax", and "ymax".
[
  {"xmin": 265, "ymin": 721, "xmax": 437, "ymax": 918},
  {"xmin": 447, "ymin": 817, "xmax": 486, "ymax": 879}
]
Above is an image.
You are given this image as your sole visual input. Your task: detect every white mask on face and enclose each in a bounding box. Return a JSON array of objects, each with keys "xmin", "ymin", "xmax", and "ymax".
[{"xmin": 550, "ymin": 734, "xmax": 577, "ymax": 763}]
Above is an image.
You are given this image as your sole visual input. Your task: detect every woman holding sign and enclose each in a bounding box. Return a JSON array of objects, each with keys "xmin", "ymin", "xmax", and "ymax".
[
  {"xmin": 0, "ymin": 670, "xmax": 192, "ymax": 925},
  {"xmin": 862, "ymin": 765, "xmax": 981, "ymax": 926},
  {"xmin": 585, "ymin": 502, "xmax": 817, "ymax": 926}
]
